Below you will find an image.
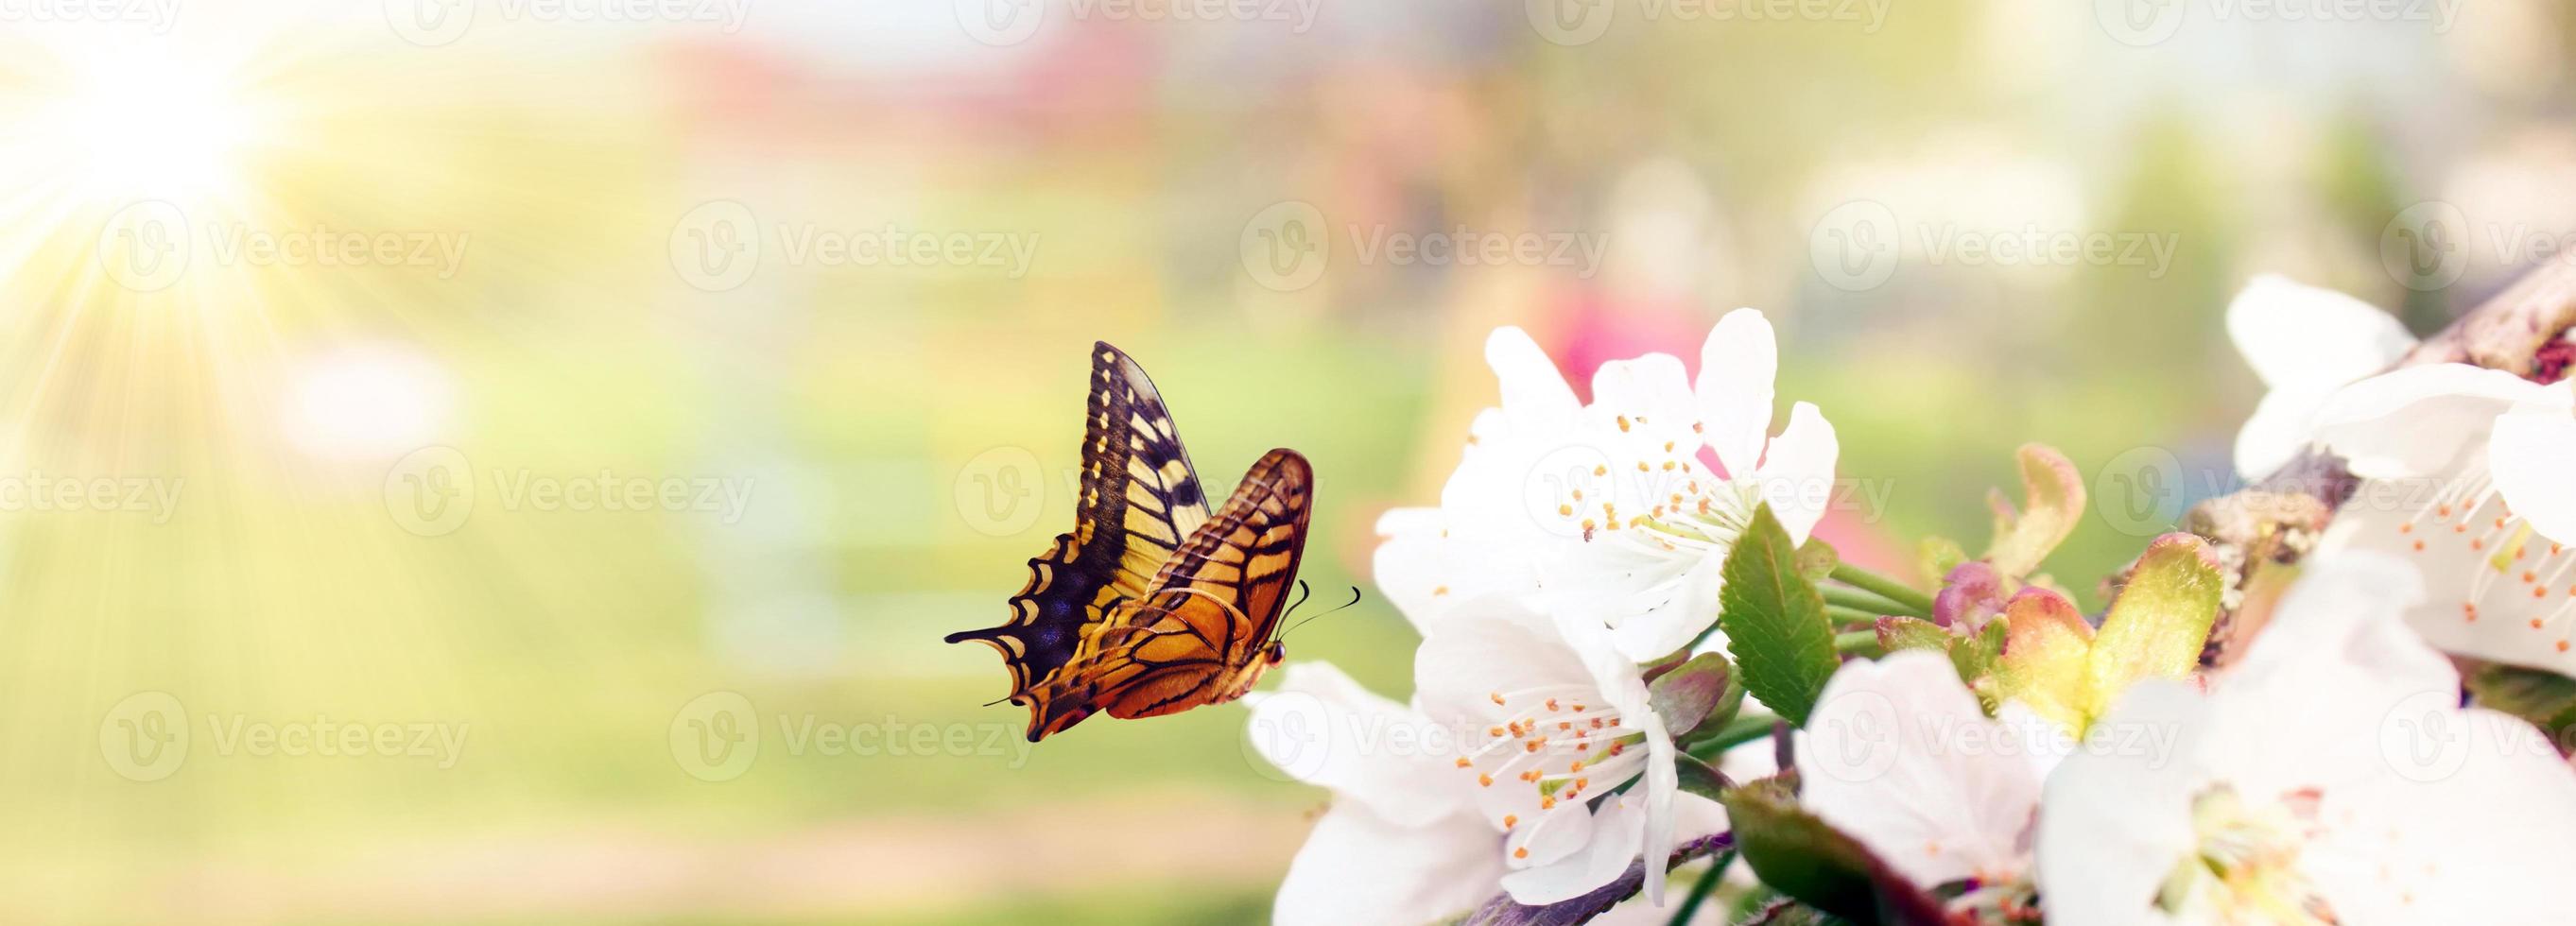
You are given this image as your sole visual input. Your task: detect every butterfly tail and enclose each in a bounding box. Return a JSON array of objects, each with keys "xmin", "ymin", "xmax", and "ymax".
[{"xmin": 1026, "ymin": 681, "xmax": 1099, "ymax": 742}]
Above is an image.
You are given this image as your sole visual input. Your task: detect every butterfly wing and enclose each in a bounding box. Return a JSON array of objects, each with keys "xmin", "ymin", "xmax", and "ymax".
[
  {"xmin": 1027, "ymin": 449, "xmax": 1313, "ymax": 739},
  {"xmin": 945, "ymin": 342, "xmax": 1215, "ymax": 709}
]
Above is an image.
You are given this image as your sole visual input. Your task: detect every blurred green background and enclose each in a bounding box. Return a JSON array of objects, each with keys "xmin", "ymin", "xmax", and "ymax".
[{"xmin": 0, "ymin": 0, "xmax": 2569, "ymax": 921}]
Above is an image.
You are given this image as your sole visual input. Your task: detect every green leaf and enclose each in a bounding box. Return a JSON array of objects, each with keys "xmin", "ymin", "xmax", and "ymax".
[
  {"xmin": 2086, "ymin": 533, "xmax": 2224, "ymax": 717},
  {"xmin": 1873, "ymin": 615, "xmax": 1949, "ymax": 654},
  {"xmin": 1650, "ymin": 653, "xmax": 1735, "ymax": 740},
  {"xmin": 1720, "ymin": 505, "xmax": 1841, "ymax": 728},
  {"xmin": 1916, "ymin": 536, "xmax": 1969, "ymax": 588},
  {"xmin": 1720, "ymin": 779, "xmax": 1950, "ymax": 926},
  {"xmin": 1721, "ymin": 779, "xmax": 1878, "ymax": 921},
  {"xmin": 1984, "ymin": 444, "xmax": 2086, "ymax": 578},
  {"xmin": 1795, "ymin": 537, "xmax": 1841, "ymax": 583},
  {"xmin": 2469, "ymin": 664, "xmax": 2576, "ymax": 753},
  {"xmin": 1733, "ymin": 897, "xmax": 1854, "ymax": 926},
  {"xmin": 1673, "ymin": 754, "xmax": 1732, "ymax": 803},
  {"xmin": 1994, "ymin": 587, "xmax": 2094, "ymax": 732},
  {"xmin": 1993, "ymin": 535, "xmax": 2224, "ymax": 734},
  {"xmin": 1948, "ymin": 615, "xmax": 2011, "ymax": 693}
]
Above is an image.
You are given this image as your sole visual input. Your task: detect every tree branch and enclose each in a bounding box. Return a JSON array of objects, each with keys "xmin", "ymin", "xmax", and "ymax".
[{"xmin": 2187, "ymin": 263, "xmax": 2576, "ymax": 665}]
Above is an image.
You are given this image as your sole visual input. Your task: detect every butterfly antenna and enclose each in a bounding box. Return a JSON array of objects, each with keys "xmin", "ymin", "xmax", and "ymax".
[
  {"xmin": 1282, "ymin": 586, "xmax": 1364, "ymax": 639},
  {"xmin": 1281, "ymin": 580, "xmax": 1314, "ymax": 621}
]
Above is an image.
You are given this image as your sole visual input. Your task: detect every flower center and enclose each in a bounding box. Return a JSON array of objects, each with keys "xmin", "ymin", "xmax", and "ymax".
[
  {"xmin": 1456, "ymin": 683, "xmax": 1649, "ymax": 815},
  {"xmin": 1553, "ymin": 440, "xmax": 1759, "ymax": 557},
  {"xmin": 2390, "ymin": 462, "xmax": 2576, "ymax": 652},
  {"xmin": 2158, "ymin": 784, "xmax": 2336, "ymax": 925}
]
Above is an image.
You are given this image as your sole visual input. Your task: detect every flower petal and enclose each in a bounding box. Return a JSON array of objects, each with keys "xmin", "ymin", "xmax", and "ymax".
[
  {"xmin": 1588, "ymin": 352, "xmax": 1703, "ymax": 460},
  {"xmin": 1501, "ymin": 796, "xmax": 1643, "ymax": 904},
  {"xmin": 1275, "ymin": 802, "xmax": 1505, "ymax": 926},
  {"xmin": 2488, "ymin": 394, "xmax": 2576, "ymax": 546},
  {"xmin": 2231, "ymin": 385, "xmax": 2334, "ymax": 480},
  {"xmin": 1372, "ymin": 506, "xmax": 1459, "ymax": 633},
  {"xmin": 1244, "ymin": 661, "xmax": 1466, "ymax": 827},
  {"xmin": 2225, "ymin": 275, "xmax": 2415, "ymax": 390},
  {"xmin": 1413, "ymin": 596, "xmax": 1587, "ymax": 723},
  {"xmin": 2226, "ymin": 551, "xmax": 2452, "ymax": 704},
  {"xmin": 1591, "ymin": 548, "xmax": 1726, "ymax": 662},
  {"xmin": 1797, "ymin": 651, "xmax": 2042, "ymax": 889},
  {"xmin": 2031, "ymin": 679, "xmax": 2212, "ymax": 922},
  {"xmin": 1489, "ymin": 326, "xmax": 1582, "ymax": 436},
  {"xmin": 1694, "ymin": 308, "xmax": 1777, "ymax": 479},
  {"xmin": 2298, "ymin": 711, "xmax": 2576, "ymax": 922},
  {"xmin": 1505, "ymin": 795, "xmax": 1599, "ymax": 871},
  {"xmin": 2312, "ymin": 364, "xmax": 2547, "ymax": 478},
  {"xmin": 1755, "ymin": 401, "xmax": 1839, "ymax": 545}
]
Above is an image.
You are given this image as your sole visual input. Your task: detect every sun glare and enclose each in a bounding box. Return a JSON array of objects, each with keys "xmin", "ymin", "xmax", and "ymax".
[{"xmin": 28, "ymin": 38, "xmax": 262, "ymax": 204}]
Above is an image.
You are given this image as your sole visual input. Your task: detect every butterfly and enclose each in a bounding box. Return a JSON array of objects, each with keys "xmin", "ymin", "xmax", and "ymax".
[{"xmin": 946, "ymin": 341, "xmax": 1314, "ymax": 742}]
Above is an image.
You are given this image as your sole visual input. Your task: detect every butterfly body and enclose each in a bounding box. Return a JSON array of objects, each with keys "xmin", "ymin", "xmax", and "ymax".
[{"xmin": 946, "ymin": 342, "xmax": 1312, "ymax": 742}]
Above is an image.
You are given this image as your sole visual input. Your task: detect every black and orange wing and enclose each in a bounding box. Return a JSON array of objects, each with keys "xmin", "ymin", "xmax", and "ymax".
[
  {"xmin": 1027, "ymin": 449, "xmax": 1313, "ymax": 739},
  {"xmin": 944, "ymin": 342, "xmax": 1214, "ymax": 708}
]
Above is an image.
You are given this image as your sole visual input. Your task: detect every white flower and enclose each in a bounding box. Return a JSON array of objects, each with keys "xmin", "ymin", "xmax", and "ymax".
[
  {"xmin": 1414, "ymin": 594, "xmax": 1725, "ymax": 905},
  {"xmin": 1246, "ymin": 662, "xmax": 1505, "ymax": 926},
  {"xmin": 1795, "ymin": 651, "xmax": 2055, "ymax": 910},
  {"xmin": 2308, "ymin": 363, "xmax": 2576, "ymax": 672},
  {"xmin": 2036, "ymin": 554, "xmax": 2576, "ymax": 924},
  {"xmin": 2224, "ymin": 275, "xmax": 2418, "ymax": 479},
  {"xmin": 1376, "ymin": 310, "xmax": 1840, "ymax": 660}
]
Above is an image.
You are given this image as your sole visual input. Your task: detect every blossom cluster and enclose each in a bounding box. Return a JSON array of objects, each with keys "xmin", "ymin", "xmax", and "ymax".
[{"xmin": 1246, "ymin": 283, "xmax": 2576, "ymax": 924}]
